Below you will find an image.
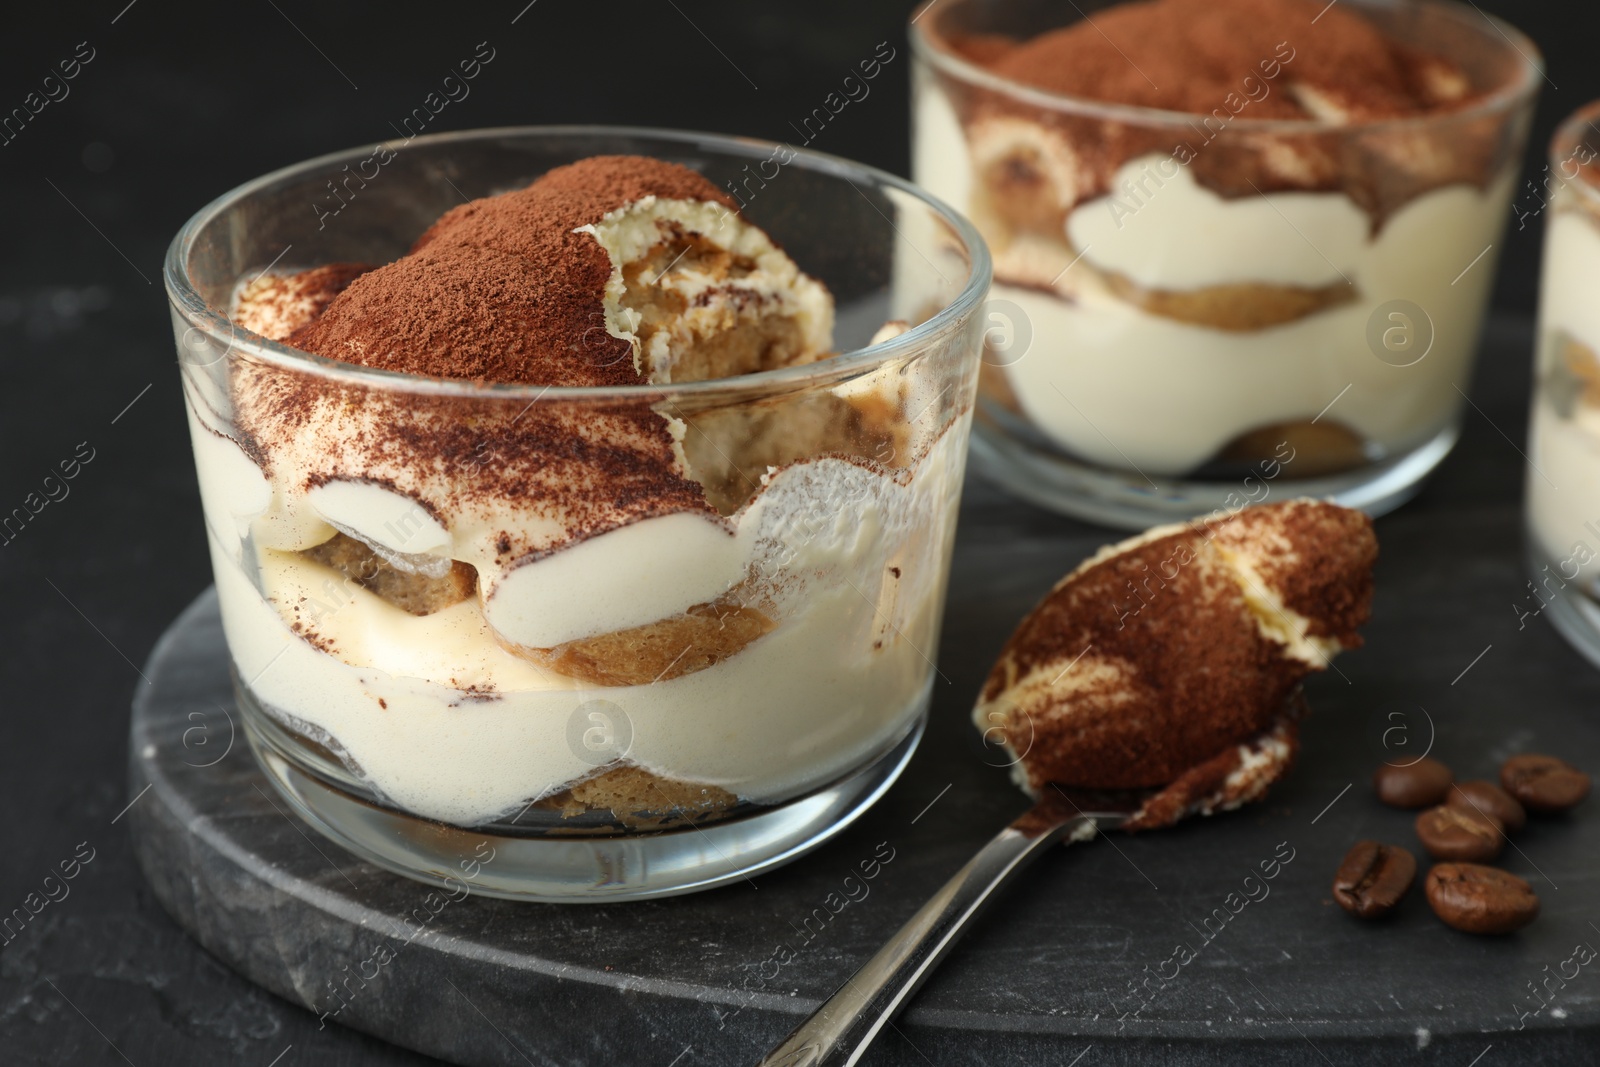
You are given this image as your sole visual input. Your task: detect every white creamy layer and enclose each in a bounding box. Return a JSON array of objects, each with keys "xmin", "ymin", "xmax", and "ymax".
[
  {"xmin": 1527, "ymin": 401, "xmax": 1600, "ymax": 584},
  {"xmin": 191, "ymin": 393, "xmax": 965, "ymax": 825},
  {"xmin": 1067, "ymin": 157, "xmax": 1370, "ymax": 290},
  {"xmin": 913, "ymin": 80, "xmax": 1514, "ymax": 475},
  {"xmin": 1527, "ymin": 209, "xmax": 1600, "ymax": 583},
  {"xmin": 912, "ymin": 63, "xmax": 973, "ymax": 218},
  {"xmin": 1537, "ymin": 208, "xmax": 1600, "ymax": 357},
  {"xmin": 989, "ymin": 261, "xmax": 1493, "ymax": 476}
]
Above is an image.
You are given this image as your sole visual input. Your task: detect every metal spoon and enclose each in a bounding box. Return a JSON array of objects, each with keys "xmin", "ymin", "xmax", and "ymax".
[
  {"xmin": 753, "ymin": 786, "xmax": 1148, "ymax": 1067},
  {"xmin": 753, "ymin": 684, "xmax": 1308, "ymax": 1067}
]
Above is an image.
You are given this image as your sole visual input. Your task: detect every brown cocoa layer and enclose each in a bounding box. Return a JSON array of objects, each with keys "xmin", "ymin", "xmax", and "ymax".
[
  {"xmin": 927, "ymin": 0, "xmax": 1519, "ymax": 227},
  {"xmin": 980, "ymin": 499, "xmax": 1375, "ymax": 791}
]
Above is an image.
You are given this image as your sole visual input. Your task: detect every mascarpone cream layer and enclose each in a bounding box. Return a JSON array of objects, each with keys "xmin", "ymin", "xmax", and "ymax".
[
  {"xmin": 1527, "ymin": 209, "xmax": 1600, "ymax": 582},
  {"xmin": 1537, "ymin": 207, "xmax": 1600, "ymax": 357},
  {"xmin": 1527, "ymin": 401, "xmax": 1600, "ymax": 584},
  {"xmin": 914, "ymin": 80, "xmax": 1513, "ymax": 475},
  {"xmin": 188, "ymin": 392, "xmax": 965, "ymax": 825}
]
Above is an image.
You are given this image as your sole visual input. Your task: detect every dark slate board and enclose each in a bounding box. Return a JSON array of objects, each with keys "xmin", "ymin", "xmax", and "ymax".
[{"xmin": 128, "ymin": 318, "xmax": 1600, "ymax": 1066}]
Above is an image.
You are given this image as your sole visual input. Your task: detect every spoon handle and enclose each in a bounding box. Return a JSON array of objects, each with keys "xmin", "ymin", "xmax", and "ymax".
[{"xmin": 753, "ymin": 809, "xmax": 1103, "ymax": 1067}]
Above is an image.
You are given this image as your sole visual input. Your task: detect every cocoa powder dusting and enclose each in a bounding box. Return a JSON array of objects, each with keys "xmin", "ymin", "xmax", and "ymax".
[
  {"xmin": 229, "ymin": 155, "xmax": 741, "ymax": 557},
  {"xmin": 933, "ymin": 0, "xmax": 1519, "ymax": 223},
  {"xmin": 974, "ymin": 0, "xmax": 1480, "ymax": 120},
  {"xmin": 981, "ymin": 500, "xmax": 1374, "ymax": 793},
  {"xmin": 292, "ymin": 156, "xmax": 735, "ymax": 385}
]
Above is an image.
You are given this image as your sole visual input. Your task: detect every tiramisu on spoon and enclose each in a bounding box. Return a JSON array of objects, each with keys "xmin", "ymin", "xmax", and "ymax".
[{"xmin": 756, "ymin": 498, "xmax": 1376, "ymax": 1066}]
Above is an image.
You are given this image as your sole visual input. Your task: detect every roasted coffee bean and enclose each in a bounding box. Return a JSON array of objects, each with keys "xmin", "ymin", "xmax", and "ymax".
[
  {"xmin": 1415, "ymin": 804, "xmax": 1502, "ymax": 861},
  {"xmin": 1332, "ymin": 840, "xmax": 1416, "ymax": 919},
  {"xmin": 1425, "ymin": 863, "xmax": 1540, "ymax": 934},
  {"xmin": 1500, "ymin": 754, "xmax": 1591, "ymax": 813},
  {"xmin": 1447, "ymin": 780, "xmax": 1526, "ymax": 833},
  {"xmin": 1373, "ymin": 757, "xmax": 1453, "ymax": 808}
]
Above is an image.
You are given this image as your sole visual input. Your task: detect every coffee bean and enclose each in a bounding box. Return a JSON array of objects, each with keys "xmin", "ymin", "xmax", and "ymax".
[
  {"xmin": 1332, "ymin": 840, "xmax": 1416, "ymax": 919},
  {"xmin": 1415, "ymin": 804, "xmax": 1502, "ymax": 861},
  {"xmin": 1447, "ymin": 780, "xmax": 1526, "ymax": 833},
  {"xmin": 1500, "ymin": 754, "xmax": 1591, "ymax": 813},
  {"xmin": 1425, "ymin": 863, "xmax": 1540, "ymax": 934},
  {"xmin": 1373, "ymin": 757, "xmax": 1452, "ymax": 808}
]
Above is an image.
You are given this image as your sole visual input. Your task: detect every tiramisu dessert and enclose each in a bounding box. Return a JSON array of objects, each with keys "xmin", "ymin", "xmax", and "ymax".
[
  {"xmin": 975, "ymin": 498, "xmax": 1376, "ymax": 828},
  {"xmin": 183, "ymin": 155, "xmax": 970, "ymax": 829},
  {"xmin": 913, "ymin": 0, "xmax": 1536, "ymax": 488},
  {"xmin": 1526, "ymin": 105, "xmax": 1600, "ymax": 625}
]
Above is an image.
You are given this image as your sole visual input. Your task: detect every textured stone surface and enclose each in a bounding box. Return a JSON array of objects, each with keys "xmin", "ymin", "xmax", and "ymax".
[{"xmin": 125, "ymin": 326, "xmax": 1600, "ymax": 1067}]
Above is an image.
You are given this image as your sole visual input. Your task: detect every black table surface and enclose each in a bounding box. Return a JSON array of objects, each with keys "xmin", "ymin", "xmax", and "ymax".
[{"xmin": 5, "ymin": 2, "xmax": 1600, "ymax": 1065}]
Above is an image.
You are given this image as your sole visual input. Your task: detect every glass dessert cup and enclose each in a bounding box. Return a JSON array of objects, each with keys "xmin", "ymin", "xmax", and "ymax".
[
  {"xmin": 164, "ymin": 127, "xmax": 989, "ymax": 901},
  {"xmin": 911, "ymin": 0, "xmax": 1540, "ymax": 528},
  {"xmin": 1525, "ymin": 103, "xmax": 1600, "ymax": 670}
]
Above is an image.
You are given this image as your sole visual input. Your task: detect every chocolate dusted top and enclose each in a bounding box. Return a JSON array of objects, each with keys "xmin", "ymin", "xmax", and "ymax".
[
  {"xmin": 224, "ymin": 156, "xmax": 752, "ymax": 560},
  {"xmin": 291, "ymin": 156, "xmax": 737, "ymax": 386},
  {"xmin": 230, "ymin": 365, "xmax": 717, "ymax": 558},
  {"xmin": 978, "ymin": 500, "xmax": 1374, "ymax": 793},
  {"xmin": 975, "ymin": 0, "xmax": 1478, "ymax": 122},
  {"xmin": 928, "ymin": 0, "xmax": 1523, "ymax": 225}
]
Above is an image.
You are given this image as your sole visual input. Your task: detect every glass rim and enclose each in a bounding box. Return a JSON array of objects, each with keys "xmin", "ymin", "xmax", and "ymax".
[
  {"xmin": 908, "ymin": 0, "xmax": 1543, "ymax": 136},
  {"xmin": 163, "ymin": 124, "xmax": 993, "ymax": 401},
  {"xmin": 1550, "ymin": 100, "xmax": 1600, "ymax": 209}
]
